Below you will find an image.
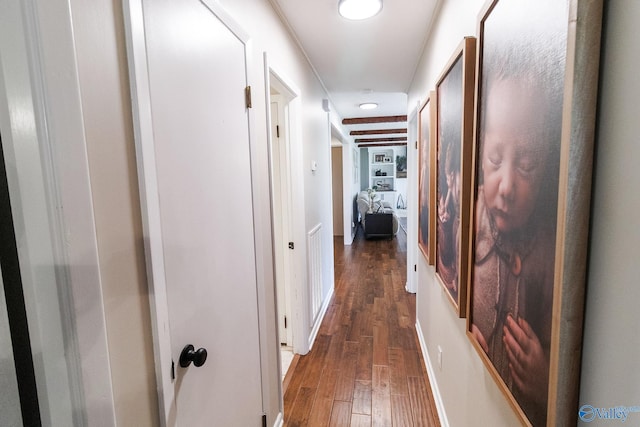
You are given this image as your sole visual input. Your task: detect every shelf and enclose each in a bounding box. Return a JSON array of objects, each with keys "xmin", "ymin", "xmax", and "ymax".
[
  {"xmin": 369, "ymin": 148, "xmax": 396, "ymax": 193},
  {"xmin": 367, "ymin": 148, "xmax": 397, "ymax": 207}
]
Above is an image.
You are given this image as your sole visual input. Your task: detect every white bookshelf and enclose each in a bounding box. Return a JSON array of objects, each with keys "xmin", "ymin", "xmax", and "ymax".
[{"xmin": 369, "ymin": 148, "xmax": 396, "ymax": 206}]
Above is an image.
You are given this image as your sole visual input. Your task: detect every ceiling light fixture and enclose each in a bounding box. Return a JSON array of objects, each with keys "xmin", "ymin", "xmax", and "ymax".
[
  {"xmin": 338, "ymin": 0, "xmax": 382, "ymax": 20},
  {"xmin": 359, "ymin": 102, "xmax": 378, "ymax": 110}
]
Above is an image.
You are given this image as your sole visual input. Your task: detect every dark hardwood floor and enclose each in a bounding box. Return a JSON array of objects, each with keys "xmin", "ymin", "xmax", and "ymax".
[{"xmin": 283, "ymin": 222, "xmax": 440, "ymax": 426}]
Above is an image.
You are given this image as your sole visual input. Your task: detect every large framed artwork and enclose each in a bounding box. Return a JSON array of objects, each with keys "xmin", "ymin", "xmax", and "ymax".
[
  {"xmin": 418, "ymin": 91, "xmax": 436, "ymax": 265},
  {"xmin": 466, "ymin": 0, "xmax": 603, "ymax": 425},
  {"xmin": 434, "ymin": 37, "xmax": 476, "ymax": 317}
]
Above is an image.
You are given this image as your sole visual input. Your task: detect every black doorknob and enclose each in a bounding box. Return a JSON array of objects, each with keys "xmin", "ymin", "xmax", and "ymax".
[{"xmin": 179, "ymin": 344, "xmax": 208, "ymax": 368}]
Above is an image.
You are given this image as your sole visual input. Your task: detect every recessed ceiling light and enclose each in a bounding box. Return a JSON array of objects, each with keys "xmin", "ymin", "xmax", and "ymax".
[
  {"xmin": 359, "ymin": 102, "xmax": 378, "ymax": 110},
  {"xmin": 338, "ymin": 0, "xmax": 382, "ymax": 21}
]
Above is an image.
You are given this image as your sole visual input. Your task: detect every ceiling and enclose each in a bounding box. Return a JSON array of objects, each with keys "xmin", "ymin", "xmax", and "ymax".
[{"xmin": 269, "ymin": 0, "xmax": 440, "ymax": 145}]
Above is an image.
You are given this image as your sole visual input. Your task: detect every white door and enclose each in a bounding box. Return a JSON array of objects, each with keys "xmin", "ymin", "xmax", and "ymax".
[
  {"xmin": 270, "ymin": 100, "xmax": 288, "ymax": 345},
  {"xmin": 127, "ymin": 0, "xmax": 263, "ymax": 425}
]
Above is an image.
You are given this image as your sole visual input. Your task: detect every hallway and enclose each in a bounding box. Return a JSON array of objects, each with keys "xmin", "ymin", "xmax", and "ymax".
[{"xmin": 283, "ymin": 227, "xmax": 440, "ymax": 426}]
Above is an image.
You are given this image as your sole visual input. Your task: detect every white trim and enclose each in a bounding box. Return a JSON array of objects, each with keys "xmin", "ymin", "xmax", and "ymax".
[
  {"xmin": 199, "ymin": 0, "xmax": 250, "ymax": 43},
  {"xmin": 0, "ymin": 0, "xmax": 116, "ymax": 424},
  {"xmin": 244, "ymin": 39, "xmax": 278, "ymax": 427},
  {"xmin": 405, "ymin": 100, "xmax": 421, "ymax": 294},
  {"xmin": 122, "ymin": 1, "xmax": 174, "ymax": 422},
  {"xmin": 272, "ymin": 411, "xmax": 284, "ymax": 427},
  {"xmin": 416, "ymin": 320, "xmax": 449, "ymax": 426},
  {"xmin": 264, "ymin": 59, "xmax": 296, "ymax": 350},
  {"xmin": 262, "ymin": 58, "xmax": 310, "ymax": 356},
  {"xmin": 307, "ymin": 286, "xmax": 334, "ymax": 351},
  {"xmin": 268, "ymin": 93, "xmax": 291, "ymax": 345},
  {"xmin": 288, "ymin": 97, "xmax": 310, "ymax": 355}
]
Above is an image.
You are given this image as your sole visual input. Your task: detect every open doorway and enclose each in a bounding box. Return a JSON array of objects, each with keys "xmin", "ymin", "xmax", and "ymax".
[
  {"xmin": 268, "ymin": 83, "xmax": 294, "ymax": 375},
  {"xmin": 331, "ymin": 145, "xmax": 344, "ymax": 238}
]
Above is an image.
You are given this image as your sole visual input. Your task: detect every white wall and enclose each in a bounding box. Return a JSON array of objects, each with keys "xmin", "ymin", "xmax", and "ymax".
[
  {"xmin": 578, "ymin": 1, "xmax": 640, "ymax": 423},
  {"xmin": 214, "ymin": 0, "xmax": 343, "ymax": 418},
  {"xmin": 360, "ymin": 147, "xmax": 369, "ymax": 191},
  {"xmin": 407, "ymin": 0, "xmax": 484, "ymax": 114},
  {"xmin": 409, "ymin": 1, "xmax": 639, "ymax": 426},
  {"xmin": 68, "ymin": 0, "xmax": 158, "ymax": 423}
]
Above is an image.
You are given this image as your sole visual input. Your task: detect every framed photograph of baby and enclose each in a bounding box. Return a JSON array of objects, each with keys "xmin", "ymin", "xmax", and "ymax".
[
  {"xmin": 466, "ymin": 0, "xmax": 604, "ymax": 426},
  {"xmin": 418, "ymin": 91, "xmax": 437, "ymax": 265},
  {"xmin": 434, "ymin": 37, "xmax": 476, "ymax": 317}
]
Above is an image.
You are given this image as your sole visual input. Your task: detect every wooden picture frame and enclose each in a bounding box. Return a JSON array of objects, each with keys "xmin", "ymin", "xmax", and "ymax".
[
  {"xmin": 434, "ymin": 37, "xmax": 476, "ymax": 317},
  {"xmin": 418, "ymin": 91, "xmax": 437, "ymax": 265},
  {"xmin": 465, "ymin": 1, "xmax": 603, "ymax": 425}
]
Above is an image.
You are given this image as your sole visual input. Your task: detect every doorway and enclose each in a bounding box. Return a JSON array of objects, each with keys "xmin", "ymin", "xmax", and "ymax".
[
  {"xmin": 331, "ymin": 145, "xmax": 344, "ymax": 237},
  {"xmin": 269, "ymin": 86, "xmax": 294, "ymax": 375},
  {"xmin": 266, "ymin": 67, "xmax": 301, "ymax": 387}
]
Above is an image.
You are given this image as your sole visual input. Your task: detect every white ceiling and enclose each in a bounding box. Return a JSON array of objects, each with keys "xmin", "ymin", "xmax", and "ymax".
[{"xmin": 270, "ymin": 0, "xmax": 439, "ymax": 141}]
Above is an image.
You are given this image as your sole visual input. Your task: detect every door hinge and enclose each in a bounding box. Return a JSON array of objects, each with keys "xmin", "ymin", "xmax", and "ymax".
[
  {"xmin": 415, "ymin": 140, "xmax": 418, "ymax": 149},
  {"xmin": 262, "ymin": 413, "xmax": 267, "ymax": 427},
  {"xmin": 288, "ymin": 242, "xmax": 294, "ymax": 249},
  {"xmin": 414, "ymin": 264, "xmax": 417, "ymax": 272},
  {"xmin": 245, "ymin": 86, "xmax": 252, "ymax": 109},
  {"xmin": 284, "ymin": 315, "xmax": 287, "ymax": 329},
  {"xmin": 276, "ymin": 125, "xmax": 280, "ymax": 138},
  {"xmin": 170, "ymin": 360, "xmax": 175, "ymax": 381}
]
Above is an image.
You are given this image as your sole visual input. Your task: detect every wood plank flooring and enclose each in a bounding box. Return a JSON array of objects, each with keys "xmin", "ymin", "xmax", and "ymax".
[{"xmin": 284, "ymin": 225, "xmax": 440, "ymax": 426}]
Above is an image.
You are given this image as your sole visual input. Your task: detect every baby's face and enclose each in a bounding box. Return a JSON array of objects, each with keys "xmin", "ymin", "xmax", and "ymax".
[{"xmin": 482, "ymin": 79, "xmax": 548, "ymax": 233}]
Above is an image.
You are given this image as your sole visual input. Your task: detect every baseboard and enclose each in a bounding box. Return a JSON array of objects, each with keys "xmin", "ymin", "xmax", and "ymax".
[
  {"xmin": 272, "ymin": 412, "xmax": 283, "ymax": 427},
  {"xmin": 415, "ymin": 320, "xmax": 449, "ymax": 427},
  {"xmin": 405, "ymin": 280, "xmax": 416, "ymax": 294},
  {"xmin": 308, "ymin": 285, "xmax": 334, "ymax": 351}
]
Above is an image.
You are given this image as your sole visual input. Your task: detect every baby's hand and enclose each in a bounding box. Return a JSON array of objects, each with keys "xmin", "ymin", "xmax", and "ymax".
[
  {"xmin": 471, "ymin": 324, "xmax": 488, "ymax": 353},
  {"xmin": 503, "ymin": 316, "xmax": 548, "ymax": 408}
]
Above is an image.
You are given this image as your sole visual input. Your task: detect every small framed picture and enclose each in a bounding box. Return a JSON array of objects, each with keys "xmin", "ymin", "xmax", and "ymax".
[
  {"xmin": 434, "ymin": 36, "xmax": 476, "ymax": 318},
  {"xmin": 418, "ymin": 91, "xmax": 436, "ymax": 265}
]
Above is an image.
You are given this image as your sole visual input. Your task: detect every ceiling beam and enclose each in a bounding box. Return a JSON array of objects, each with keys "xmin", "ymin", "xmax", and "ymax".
[
  {"xmin": 357, "ymin": 142, "xmax": 408, "ymax": 148},
  {"xmin": 355, "ymin": 137, "xmax": 407, "ymax": 143},
  {"xmin": 342, "ymin": 115, "xmax": 408, "ymax": 125},
  {"xmin": 350, "ymin": 128, "xmax": 407, "ymax": 136}
]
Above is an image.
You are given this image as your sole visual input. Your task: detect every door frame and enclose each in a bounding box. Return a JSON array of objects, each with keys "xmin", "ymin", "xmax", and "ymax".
[
  {"xmin": 330, "ymin": 144, "xmax": 344, "ymax": 237},
  {"xmin": 406, "ymin": 103, "xmax": 420, "ymax": 294},
  {"xmin": 330, "ymin": 124, "xmax": 357, "ymax": 245},
  {"xmin": 269, "ymin": 93, "xmax": 294, "ymax": 347},
  {"xmin": 263, "ymin": 56, "xmax": 310, "ymax": 357},
  {"xmin": 0, "ymin": 0, "xmax": 116, "ymax": 424},
  {"xmin": 123, "ymin": 1, "xmax": 274, "ymax": 424}
]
